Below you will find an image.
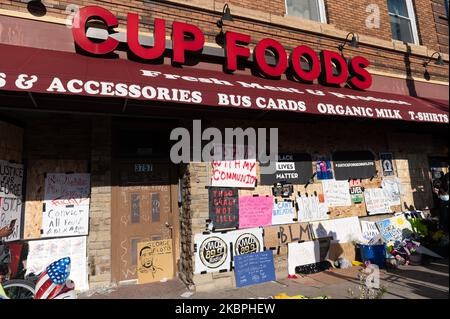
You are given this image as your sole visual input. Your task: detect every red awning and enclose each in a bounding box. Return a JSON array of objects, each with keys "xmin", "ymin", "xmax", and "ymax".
[{"xmin": 0, "ymin": 43, "xmax": 448, "ymax": 124}]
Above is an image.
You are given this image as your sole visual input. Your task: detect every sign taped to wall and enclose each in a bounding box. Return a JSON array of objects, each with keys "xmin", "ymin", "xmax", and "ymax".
[
  {"xmin": 315, "ymin": 156, "xmax": 333, "ymax": 180},
  {"xmin": 380, "ymin": 153, "xmax": 395, "ymax": 176},
  {"xmin": 234, "ymin": 251, "xmax": 276, "ymax": 288},
  {"xmin": 137, "ymin": 239, "xmax": 174, "ymax": 284},
  {"xmin": 239, "ymin": 196, "xmax": 273, "ymax": 229},
  {"xmin": 211, "ymin": 160, "xmax": 257, "ymax": 188},
  {"xmin": 208, "ymin": 187, "xmax": 239, "ymax": 230},
  {"xmin": 296, "ymin": 195, "xmax": 329, "ymax": 222},
  {"xmin": 260, "ymin": 153, "xmax": 312, "ymax": 185},
  {"xmin": 364, "ymin": 188, "xmax": 392, "ymax": 215},
  {"xmin": 194, "ymin": 233, "xmax": 230, "ymax": 274},
  {"xmin": 272, "ymin": 201, "xmax": 296, "ymax": 225},
  {"xmin": 322, "ymin": 180, "xmax": 352, "ymax": 207},
  {"xmin": 42, "ymin": 173, "xmax": 91, "ymax": 237},
  {"xmin": 26, "ymin": 236, "xmax": 89, "ymax": 291},
  {"xmin": 332, "ymin": 151, "xmax": 376, "ymax": 180},
  {"xmin": 0, "ymin": 160, "xmax": 23, "ymax": 198},
  {"xmin": 0, "ymin": 197, "xmax": 22, "ymax": 242},
  {"xmin": 310, "ymin": 216, "xmax": 362, "ymax": 243},
  {"xmin": 229, "ymin": 228, "xmax": 264, "ymax": 257},
  {"xmin": 381, "ymin": 178, "xmax": 402, "ymax": 207}
]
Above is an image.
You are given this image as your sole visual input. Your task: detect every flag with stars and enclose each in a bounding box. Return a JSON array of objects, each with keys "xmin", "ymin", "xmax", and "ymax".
[{"xmin": 35, "ymin": 257, "xmax": 72, "ymax": 299}]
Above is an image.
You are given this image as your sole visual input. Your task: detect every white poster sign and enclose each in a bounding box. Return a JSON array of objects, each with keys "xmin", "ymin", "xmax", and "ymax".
[
  {"xmin": 0, "ymin": 160, "xmax": 23, "ymax": 198},
  {"xmin": 228, "ymin": 228, "xmax": 264, "ymax": 257},
  {"xmin": 26, "ymin": 236, "xmax": 89, "ymax": 291},
  {"xmin": 382, "ymin": 178, "xmax": 402, "ymax": 207},
  {"xmin": 296, "ymin": 195, "xmax": 329, "ymax": 222},
  {"xmin": 272, "ymin": 201, "xmax": 296, "ymax": 225},
  {"xmin": 0, "ymin": 197, "xmax": 22, "ymax": 242},
  {"xmin": 194, "ymin": 233, "xmax": 231, "ymax": 274},
  {"xmin": 360, "ymin": 221, "xmax": 380, "ymax": 243},
  {"xmin": 322, "ymin": 180, "xmax": 351, "ymax": 207},
  {"xmin": 310, "ymin": 216, "xmax": 362, "ymax": 243},
  {"xmin": 364, "ymin": 188, "xmax": 392, "ymax": 215},
  {"xmin": 43, "ymin": 173, "xmax": 91, "ymax": 237},
  {"xmin": 288, "ymin": 241, "xmax": 320, "ymax": 275},
  {"xmin": 210, "ymin": 160, "xmax": 257, "ymax": 188}
]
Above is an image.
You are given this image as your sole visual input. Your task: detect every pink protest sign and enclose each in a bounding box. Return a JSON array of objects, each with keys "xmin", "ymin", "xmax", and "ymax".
[{"xmin": 239, "ymin": 196, "xmax": 273, "ymax": 229}]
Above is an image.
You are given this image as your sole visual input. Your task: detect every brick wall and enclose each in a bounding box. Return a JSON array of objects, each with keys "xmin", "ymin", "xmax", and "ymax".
[
  {"xmin": 432, "ymin": 0, "xmax": 449, "ymax": 53},
  {"xmin": 0, "ymin": 0, "xmax": 447, "ymax": 81}
]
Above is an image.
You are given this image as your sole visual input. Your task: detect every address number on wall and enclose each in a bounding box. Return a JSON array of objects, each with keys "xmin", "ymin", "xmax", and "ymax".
[{"xmin": 134, "ymin": 164, "xmax": 153, "ymax": 172}]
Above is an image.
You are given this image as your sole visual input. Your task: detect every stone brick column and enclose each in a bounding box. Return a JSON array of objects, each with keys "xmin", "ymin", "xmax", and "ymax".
[{"xmin": 87, "ymin": 116, "xmax": 113, "ymax": 289}]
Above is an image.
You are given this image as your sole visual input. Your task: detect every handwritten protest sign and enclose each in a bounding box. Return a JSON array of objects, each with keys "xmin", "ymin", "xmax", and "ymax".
[
  {"xmin": 234, "ymin": 251, "xmax": 276, "ymax": 288},
  {"xmin": 376, "ymin": 215, "xmax": 413, "ymax": 243},
  {"xmin": 310, "ymin": 216, "xmax": 362, "ymax": 243},
  {"xmin": 208, "ymin": 187, "xmax": 239, "ymax": 230},
  {"xmin": 288, "ymin": 241, "xmax": 320, "ymax": 275},
  {"xmin": 360, "ymin": 221, "xmax": 381, "ymax": 243},
  {"xmin": 137, "ymin": 239, "xmax": 174, "ymax": 284},
  {"xmin": 272, "ymin": 201, "xmax": 296, "ymax": 225},
  {"xmin": 0, "ymin": 160, "xmax": 24, "ymax": 242},
  {"xmin": 26, "ymin": 236, "xmax": 89, "ymax": 291},
  {"xmin": 0, "ymin": 160, "xmax": 23, "ymax": 198},
  {"xmin": 322, "ymin": 180, "xmax": 351, "ymax": 207},
  {"xmin": 296, "ymin": 195, "xmax": 329, "ymax": 222},
  {"xmin": 211, "ymin": 160, "xmax": 257, "ymax": 188},
  {"xmin": 349, "ymin": 179, "xmax": 364, "ymax": 204},
  {"xmin": 381, "ymin": 178, "xmax": 402, "ymax": 207},
  {"xmin": 364, "ymin": 188, "xmax": 392, "ymax": 215},
  {"xmin": 239, "ymin": 196, "xmax": 273, "ymax": 229},
  {"xmin": 42, "ymin": 173, "xmax": 91, "ymax": 237}
]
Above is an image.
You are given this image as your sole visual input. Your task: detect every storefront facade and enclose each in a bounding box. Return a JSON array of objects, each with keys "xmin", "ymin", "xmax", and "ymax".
[{"xmin": 0, "ymin": 0, "xmax": 448, "ymax": 292}]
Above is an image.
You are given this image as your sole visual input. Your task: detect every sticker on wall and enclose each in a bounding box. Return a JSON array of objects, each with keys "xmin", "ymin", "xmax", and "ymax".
[
  {"xmin": 314, "ymin": 156, "xmax": 333, "ymax": 180},
  {"xmin": 137, "ymin": 239, "xmax": 174, "ymax": 284},
  {"xmin": 272, "ymin": 201, "xmax": 296, "ymax": 225},
  {"xmin": 229, "ymin": 228, "xmax": 264, "ymax": 257},
  {"xmin": 210, "ymin": 159, "xmax": 257, "ymax": 188},
  {"xmin": 208, "ymin": 187, "xmax": 239, "ymax": 231},
  {"xmin": 259, "ymin": 153, "xmax": 312, "ymax": 185},
  {"xmin": 194, "ymin": 233, "xmax": 230, "ymax": 274},
  {"xmin": 321, "ymin": 180, "xmax": 352, "ymax": 207},
  {"xmin": 364, "ymin": 188, "xmax": 392, "ymax": 215},
  {"xmin": 380, "ymin": 153, "xmax": 395, "ymax": 176},
  {"xmin": 332, "ymin": 151, "xmax": 376, "ymax": 180},
  {"xmin": 234, "ymin": 251, "xmax": 276, "ymax": 288},
  {"xmin": 238, "ymin": 195, "xmax": 273, "ymax": 229}
]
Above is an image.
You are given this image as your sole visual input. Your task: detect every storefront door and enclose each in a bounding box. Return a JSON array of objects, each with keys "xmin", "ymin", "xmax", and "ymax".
[{"xmin": 111, "ymin": 160, "xmax": 179, "ymax": 283}]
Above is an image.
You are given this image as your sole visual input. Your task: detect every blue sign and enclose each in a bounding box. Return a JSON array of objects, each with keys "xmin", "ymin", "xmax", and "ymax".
[{"xmin": 234, "ymin": 250, "xmax": 276, "ymax": 288}]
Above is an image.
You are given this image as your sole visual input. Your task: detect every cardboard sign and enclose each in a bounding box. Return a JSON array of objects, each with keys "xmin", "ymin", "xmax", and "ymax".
[
  {"xmin": 364, "ymin": 188, "xmax": 392, "ymax": 215},
  {"xmin": 260, "ymin": 153, "xmax": 312, "ymax": 185},
  {"xmin": 315, "ymin": 156, "xmax": 333, "ymax": 180},
  {"xmin": 381, "ymin": 178, "xmax": 402, "ymax": 207},
  {"xmin": 272, "ymin": 201, "xmax": 296, "ymax": 225},
  {"xmin": 332, "ymin": 151, "xmax": 376, "ymax": 180},
  {"xmin": 239, "ymin": 196, "xmax": 273, "ymax": 229},
  {"xmin": 137, "ymin": 239, "xmax": 173, "ymax": 284},
  {"xmin": 376, "ymin": 215, "xmax": 413, "ymax": 243},
  {"xmin": 310, "ymin": 216, "xmax": 362, "ymax": 243},
  {"xmin": 208, "ymin": 187, "xmax": 239, "ymax": 230},
  {"xmin": 42, "ymin": 173, "xmax": 91, "ymax": 237},
  {"xmin": 26, "ymin": 236, "xmax": 89, "ymax": 291},
  {"xmin": 322, "ymin": 180, "xmax": 352, "ymax": 207},
  {"xmin": 0, "ymin": 197, "xmax": 22, "ymax": 242},
  {"xmin": 296, "ymin": 195, "xmax": 329, "ymax": 222},
  {"xmin": 380, "ymin": 153, "xmax": 395, "ymax": 176},
  {"xmin": 234, "ymin": 251, "xmax": 276, "ymax": 288},
  {"xmin": 229, "ymin": 228, "xmax": 264, "ymax": 257},
  {"xmin": 288, "ymin": 241, "xmax": 320, "ymax": 275},
  {"xmin": 360, "ymin": 221, "xmax": 381, "ymax": 243},
  {"xmin": 278, "ymin": 222, "xmax": 312, "ymax": 245},
  {"xmin": 0, "ymin": 160, "xmax": 24, "ymax": 198},
  {"xmin": 194, "ymin": 233, "xmax": 230, "ymax": 274},
  {"xmin": 211, "ymin": 160, "xmax": 257, "ymax": 188}
]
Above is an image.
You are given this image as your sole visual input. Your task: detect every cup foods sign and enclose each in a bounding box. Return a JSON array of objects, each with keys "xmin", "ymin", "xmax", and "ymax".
[{"xmin": 72, "ymin": 6, "xmax": 372, "ymax": 90}]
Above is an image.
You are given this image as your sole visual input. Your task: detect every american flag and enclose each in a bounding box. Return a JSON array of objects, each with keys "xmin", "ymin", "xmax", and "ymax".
[{"xmin": 34, "ymin": 257, "xmax": 71, "ymax": 299}]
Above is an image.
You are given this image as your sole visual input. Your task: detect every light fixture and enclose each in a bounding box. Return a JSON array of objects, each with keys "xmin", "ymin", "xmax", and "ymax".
[
  {"xmin": 216, "ymin": 4, "xmax": 233, "ymax": 28},
  {"xmin": 423, "ymin": 52, "xmax": 445, "ymax": 68},
  {"xmin": 338, "ymin": 32, "xmax": 359, "ymax": 53}
]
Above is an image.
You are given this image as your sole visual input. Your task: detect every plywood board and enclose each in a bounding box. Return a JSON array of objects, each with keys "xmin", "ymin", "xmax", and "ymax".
[
  {"xmin": 24, "ymin": 160, "xmax": 88, "ymax": 239},
  {"xmin": 326, "ymin": 242, "xmax": 357, "ymax": 262}
]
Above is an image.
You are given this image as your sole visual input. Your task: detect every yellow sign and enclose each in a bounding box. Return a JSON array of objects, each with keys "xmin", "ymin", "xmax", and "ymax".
[{"xmin": 137, "ymin": 239, "xmax": 174, "ymax": 284}]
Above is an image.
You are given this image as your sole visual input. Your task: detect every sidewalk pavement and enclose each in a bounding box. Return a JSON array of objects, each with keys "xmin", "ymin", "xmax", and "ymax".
[{"xmin": 79, "ymin": 258, "xmax": 449, "ymax": 299}]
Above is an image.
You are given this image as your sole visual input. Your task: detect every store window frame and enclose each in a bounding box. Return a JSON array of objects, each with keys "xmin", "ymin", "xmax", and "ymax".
[
  {"xmin": 285, "ymin": 0, "xmax": 327, "ymax": 23},
  {"xmin": 387, "ymin": 0, "xmax": 420, "ymax": 44}
]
